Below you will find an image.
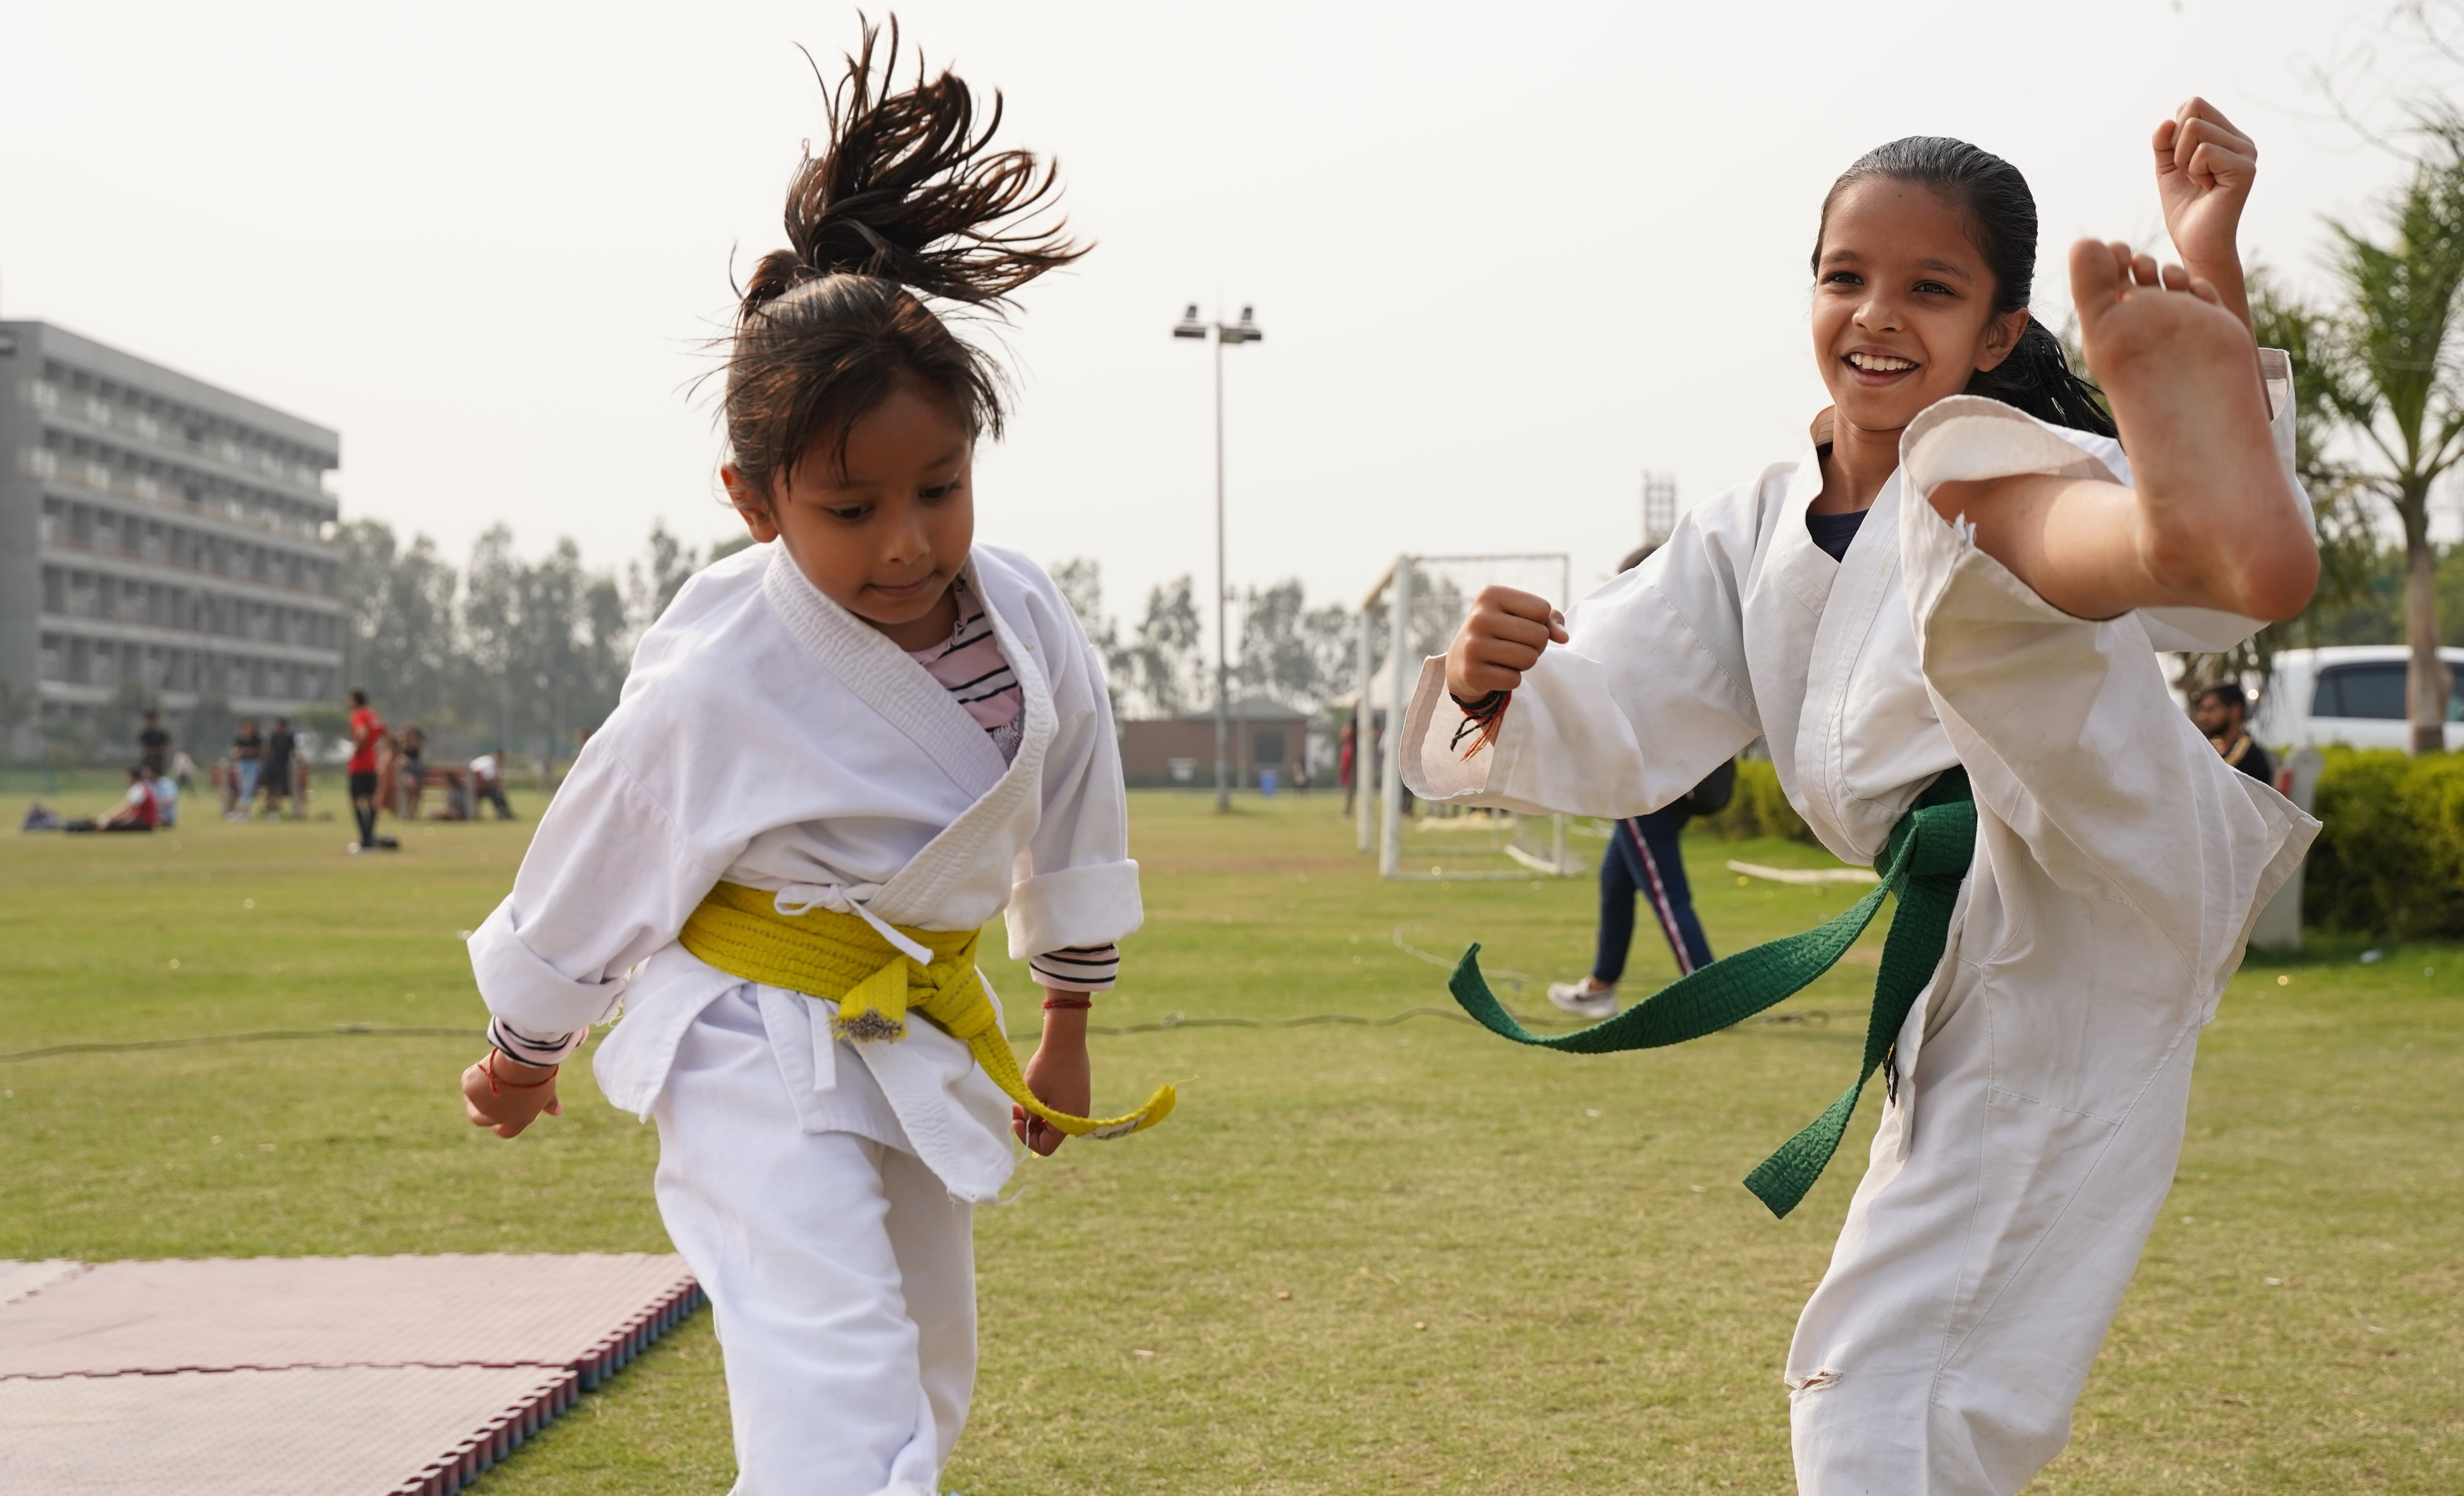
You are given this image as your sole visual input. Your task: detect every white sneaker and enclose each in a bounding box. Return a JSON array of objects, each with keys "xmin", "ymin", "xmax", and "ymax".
[{"xmin": 1547, "ymin": 980, "xmax": 1617, "ymax": 1020}]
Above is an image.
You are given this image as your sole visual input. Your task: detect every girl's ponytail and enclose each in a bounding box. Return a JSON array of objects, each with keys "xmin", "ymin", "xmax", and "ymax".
[
  {"xmin": 720, "ymin": 19, "xmax": 1088, "ymax": 502},
  {"xmin": 740, "ymin": 20, "xmax": 1083, "ymax": 324},
  {"xmin": 1968, "ymin": 320, "xmax": 2115, "ymax": 438},
  {"xmin": 1814, "ymin": 136, "xmax": 2119, "ymax": 441}
]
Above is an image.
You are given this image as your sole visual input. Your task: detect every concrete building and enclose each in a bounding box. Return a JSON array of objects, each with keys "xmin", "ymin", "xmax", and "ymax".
[{"xmin": 0, "ymin": 321, "xmax": 342, "ymax": 756}]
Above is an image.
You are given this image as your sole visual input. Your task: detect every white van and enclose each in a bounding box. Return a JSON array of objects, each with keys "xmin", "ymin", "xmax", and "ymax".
[{"xmin": 2247, "ymin": 645, "xmax": 2464, "ymax": 752}]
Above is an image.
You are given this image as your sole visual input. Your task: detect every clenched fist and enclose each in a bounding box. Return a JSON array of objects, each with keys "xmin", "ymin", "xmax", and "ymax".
[{"xmin": 1445, "ymin": 586, "xmax": 1568, "ymax": 700}]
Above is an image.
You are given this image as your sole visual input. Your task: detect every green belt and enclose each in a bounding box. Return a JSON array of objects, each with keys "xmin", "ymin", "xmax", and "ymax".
[{"xmin": 1448, "ymin": 767, "xmax": 1976, "ymax": 1218}]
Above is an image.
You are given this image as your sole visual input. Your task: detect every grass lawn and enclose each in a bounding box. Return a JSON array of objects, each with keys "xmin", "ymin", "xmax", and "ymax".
[{"xmin": 1, "ymin": 786, "xmax": 2457, "ymax": 1493}]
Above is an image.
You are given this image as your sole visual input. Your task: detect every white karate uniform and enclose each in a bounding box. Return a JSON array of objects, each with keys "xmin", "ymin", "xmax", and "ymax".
[
  {"xmin": 1404, "ymin": 383, "xmax": 2317, "ymax": 1495},
  {"xmin": 468, "ymin": 541, "xmax": 1140, "ymax": 1496}
]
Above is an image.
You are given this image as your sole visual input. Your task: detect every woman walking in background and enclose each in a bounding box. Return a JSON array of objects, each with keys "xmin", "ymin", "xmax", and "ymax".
[{"xmin": 1550, "ymin": 545, "xmax": 1736, "ymax": 1020}]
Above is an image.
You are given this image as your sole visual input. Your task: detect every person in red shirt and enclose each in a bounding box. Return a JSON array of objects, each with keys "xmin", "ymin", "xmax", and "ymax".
[
  {"xmin": 89, "ymin": 767, "xmax": 158, "ymax": 831},
  {"xmin": 346, "ymin": 689, "xmax": 397, "ymax": 853}
]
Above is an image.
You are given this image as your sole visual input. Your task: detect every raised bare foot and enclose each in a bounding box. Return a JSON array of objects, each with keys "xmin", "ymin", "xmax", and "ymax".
[{"xmin": 2072, "ymin": 238, "xmax": 2316, "ymax": 620}]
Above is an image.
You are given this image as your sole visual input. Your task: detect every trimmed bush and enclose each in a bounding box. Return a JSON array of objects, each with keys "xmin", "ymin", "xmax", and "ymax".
[
  {"xmin": 2305, "ymin": 747, "xmax": 2464, "ymax": 939},
  {"xmin": 1695, "ymin": 759, "xmax": 1817, "ymax": 844}
]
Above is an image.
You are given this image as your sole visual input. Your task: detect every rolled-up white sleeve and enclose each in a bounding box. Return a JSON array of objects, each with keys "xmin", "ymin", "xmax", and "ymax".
[
  {"xmin": 467, "ymin": 743, "xmax": 727, "ymax": 1035},
  {"xmin": 1900, "ymin": 395, "xmax": 2317, "ymax": 997},
  {"xmin": 1400, "ymin": 513, "xmax": 1762, "ymax": 819},
  {"xmin": 1005, "ymin": 618, "xmax": 1142, "ymax": 964}
]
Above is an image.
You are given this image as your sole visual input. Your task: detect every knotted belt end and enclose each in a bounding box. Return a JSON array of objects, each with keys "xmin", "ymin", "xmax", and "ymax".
[{"xmin": 829, "ymin": 957, "xmax": 912, "ymax": 1044}]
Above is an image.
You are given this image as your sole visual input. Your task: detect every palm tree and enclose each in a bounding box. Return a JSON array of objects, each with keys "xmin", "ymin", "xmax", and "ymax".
[{"xmin": 2321, "ymin": 114, "xmax": 2464, "ymax": 753}]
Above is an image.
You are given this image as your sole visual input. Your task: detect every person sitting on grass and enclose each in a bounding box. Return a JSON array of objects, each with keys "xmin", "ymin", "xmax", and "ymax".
[
  {"xmin": 468, "ymin": 747, "xmax": 515, "ymax": 821},
  {"xmin": 149, "ymin": 768, "xmax": 180, "ymax": 829},
  {"xmin": 67, "ymin": 767, "xmax": 160, "ymax": 833}
]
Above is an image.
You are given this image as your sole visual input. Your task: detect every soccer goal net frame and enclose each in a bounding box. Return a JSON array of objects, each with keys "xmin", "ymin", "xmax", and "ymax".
[{"xmin": 1354, "ymin": 552, "xmax": 1582, "ymax": 882}]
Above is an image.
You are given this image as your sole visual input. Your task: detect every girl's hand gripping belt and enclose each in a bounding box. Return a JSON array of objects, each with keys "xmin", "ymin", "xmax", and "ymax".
[{"xmin": 1015, "ymin": 998, "xmax": 1091, "ymax": 1156}]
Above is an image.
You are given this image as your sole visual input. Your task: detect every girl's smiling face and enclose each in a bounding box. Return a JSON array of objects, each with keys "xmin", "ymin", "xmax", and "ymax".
[
  {"xmin": 1812, "ymin": 178, "xmax": 2031, "ymax": 438},
  {"xmin": 723, "ymin": 374, "xmax": 976, "ymax": 651}
]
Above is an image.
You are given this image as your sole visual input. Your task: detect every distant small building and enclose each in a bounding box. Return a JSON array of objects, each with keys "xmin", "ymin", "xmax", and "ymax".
[{"xmin": 1120, "ymin": 696, "xmax": 1310, "ymax": 789}]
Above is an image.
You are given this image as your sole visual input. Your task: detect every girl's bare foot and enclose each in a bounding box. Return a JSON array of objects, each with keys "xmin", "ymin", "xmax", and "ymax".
[{"xmin": 2071, "ymin": 239, "xmax": 2316, "ymax": 621}]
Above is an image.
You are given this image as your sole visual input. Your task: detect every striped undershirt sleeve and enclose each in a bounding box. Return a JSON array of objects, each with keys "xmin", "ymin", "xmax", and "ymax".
[
  {"xmin": 488, "ymin": 1015, "xmax": 589, "ymax": 1066},
  {"xmin": 1030, "ymin": 943, "xmax": 1121, "ymax": 993}
]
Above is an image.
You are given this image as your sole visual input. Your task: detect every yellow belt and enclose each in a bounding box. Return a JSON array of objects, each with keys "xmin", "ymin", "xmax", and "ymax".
[{"xmin": 677, "ymin": 881, "xmax": 1173, "ymax": 1140}]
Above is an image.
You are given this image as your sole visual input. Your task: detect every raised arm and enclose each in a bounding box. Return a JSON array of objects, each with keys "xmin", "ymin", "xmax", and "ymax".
[{"xmin": 2154, "ymin": 96, "xmax": 2258, "ymax": 335}]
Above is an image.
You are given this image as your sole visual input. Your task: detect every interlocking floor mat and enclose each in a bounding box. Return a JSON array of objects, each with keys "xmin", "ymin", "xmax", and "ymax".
[{"xmin": 0, "ymin": 1255, "xmax": 704, "ymax": 1496}]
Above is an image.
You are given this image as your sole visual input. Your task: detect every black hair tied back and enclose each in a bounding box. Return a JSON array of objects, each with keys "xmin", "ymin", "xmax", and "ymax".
[
  {"xmin": 720, "ymin": 16, "xmax": 1089, "ymax": 502},
  {"xmin": 742, "ymin": 18, "xmax": 1083, "ymax": 317},
  {"xmin": 1815, "ymin": 136, "xmax": 2118, "ymax": 440}
]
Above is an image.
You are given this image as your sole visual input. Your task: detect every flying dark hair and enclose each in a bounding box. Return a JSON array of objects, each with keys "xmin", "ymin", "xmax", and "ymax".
[
  {"xmin": 1814, "ymin": 137, "xmax": 2118, "ymax": 439},
  {"xmin": 720, "ymin": 18, "xmax": 1086, "ymax": 504}
]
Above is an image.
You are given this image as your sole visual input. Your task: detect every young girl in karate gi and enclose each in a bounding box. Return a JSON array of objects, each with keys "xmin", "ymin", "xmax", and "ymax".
[
  {"xmin": 456, "ymin": 29, "xmax": 1160, "ymax": 1495},
  {"xmin": 1411, "ymin": 102, "xmax": 2317, "ymax": 1495}
]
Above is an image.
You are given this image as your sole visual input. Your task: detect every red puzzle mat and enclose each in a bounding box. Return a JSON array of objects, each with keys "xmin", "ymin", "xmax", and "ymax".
[{"xmin": 0, "ymin": 1255, "xmax": 701, "ymax": 1496}]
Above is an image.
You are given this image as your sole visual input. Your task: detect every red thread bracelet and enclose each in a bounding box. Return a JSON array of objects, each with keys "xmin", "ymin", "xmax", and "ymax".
[
  {"xmin": 482, "ymin": 1050, "xmax": 558, "ymax": 1097},
  {"xmin": 1040, "ymin": 994, "xmax": 1094, "ymax": 1011},
  {"xmin": 1449, "ymin": 690, "xmax": 1511, "ymax": 760}
]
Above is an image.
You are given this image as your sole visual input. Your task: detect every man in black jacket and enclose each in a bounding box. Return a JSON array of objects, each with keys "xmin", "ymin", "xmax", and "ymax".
[{"xmin": 2192, "ymin": 682, "xmax": 2275, "ymax": 786}]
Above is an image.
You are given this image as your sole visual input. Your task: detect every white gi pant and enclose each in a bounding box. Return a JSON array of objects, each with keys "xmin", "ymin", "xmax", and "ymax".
[
  {"xmin": 653, "ymin": 991, "xmax": 976, "ymax": 1496},
  {"xmin": 1785, "ymin": 822, "xmax": 2209, "ymax": 1495}
]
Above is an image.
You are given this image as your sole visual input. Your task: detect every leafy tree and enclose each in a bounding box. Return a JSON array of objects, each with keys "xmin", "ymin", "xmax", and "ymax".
[
  {"xmin": 337, "ymin": 519, "xmax": 459, "ymax": 726},
  {"xmin": 626, "ymin": 520, "xmax": 704, "ymax": 631},
  {"xmin": 1235, "ymin": 580, "xmax": 1357, "ymax": 711},
  {"xmin": 1048, "ymin": 558, "xmax": 1130, "ymax": 724},
  {"xmin": 2317, "ymin": 114, "xmax": 2464, "ymax": 752},
  {"xmin": 461, "ymin": 525, "xmax": 524, "ymax": 753},
  {"xmin": 2183, "ymin": 271, "xmax": 2384, "ymax": 687},
  {"xmin": 1125, "ymin": 575, "xmax": 1206, "ymax": 719}
]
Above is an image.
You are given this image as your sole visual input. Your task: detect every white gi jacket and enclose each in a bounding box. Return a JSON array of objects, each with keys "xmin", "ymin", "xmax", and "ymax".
[
  {"xmin": 1404, "ymin": 381, "xmax": 2321, "ymax": 1491},
  {"xmin": 468, "ymin": 541, "xmax": 1140, "ymax": 1204}
]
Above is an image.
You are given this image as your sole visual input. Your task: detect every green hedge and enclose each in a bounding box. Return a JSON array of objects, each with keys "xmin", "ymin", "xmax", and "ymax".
[
  {"xmin": 1694, "ymin": 759, "xmax": 1817, "ymax": 844},
  {"xmin": 1686, "ymin": 749, "xmax": 2464, "ymax": 939},
  {"xmin": 2306, "ymin": 747, "xmax": 2464, "ymax": 940}
]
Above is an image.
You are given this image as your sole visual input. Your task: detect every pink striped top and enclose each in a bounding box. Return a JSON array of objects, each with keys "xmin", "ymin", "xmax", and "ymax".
[{"xmin": 907, "ymin": 577, "xmax": 1025, "ymax": 764}]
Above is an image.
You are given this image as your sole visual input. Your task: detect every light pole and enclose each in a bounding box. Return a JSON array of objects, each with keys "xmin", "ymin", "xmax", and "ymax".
[{"xmin": 1172, "ymin": 302, "xmax": 1263, "ymax": 812}]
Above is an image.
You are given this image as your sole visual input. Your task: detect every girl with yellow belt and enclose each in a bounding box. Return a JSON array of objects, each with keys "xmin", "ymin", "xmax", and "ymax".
[{"xmin": 457, "ymin": 27, "xmax": 1164, "ymax": 1495}]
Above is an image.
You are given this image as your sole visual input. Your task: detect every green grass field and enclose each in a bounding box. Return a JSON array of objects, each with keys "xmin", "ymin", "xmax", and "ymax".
[{"xmin": 2, "ymin": 786, "xmax": 2458, "ymax": 1493}]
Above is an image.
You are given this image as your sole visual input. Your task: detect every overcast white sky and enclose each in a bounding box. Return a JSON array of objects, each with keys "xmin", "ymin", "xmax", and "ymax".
[{"xmin": 2, "ymin": 0, "xmax": 2450, "ymax": 638}]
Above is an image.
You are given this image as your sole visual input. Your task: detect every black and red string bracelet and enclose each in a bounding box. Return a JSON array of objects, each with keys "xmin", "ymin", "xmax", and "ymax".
[{"xmin": 1449, "ymin": 690, "xmax": 1511, "ymax": 759}]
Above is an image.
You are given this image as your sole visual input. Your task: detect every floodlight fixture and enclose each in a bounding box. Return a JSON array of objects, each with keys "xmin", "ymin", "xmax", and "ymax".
[{"xmin": 1169, "ymin": 301, "xmax": 1268, "ymax": 811}]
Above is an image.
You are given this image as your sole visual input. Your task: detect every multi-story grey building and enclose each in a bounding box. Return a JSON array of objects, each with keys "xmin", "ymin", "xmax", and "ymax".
[{"xmin": 0, "ymin": 320, "xmax": 342, "ymax": 757}]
